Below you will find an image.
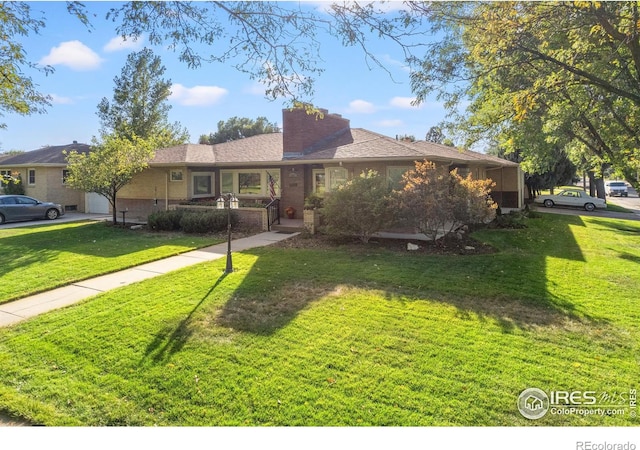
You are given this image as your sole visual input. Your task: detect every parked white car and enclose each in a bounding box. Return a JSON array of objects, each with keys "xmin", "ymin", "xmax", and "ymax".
[
  {"xmin": 534, "ymin": 189, "xmax": 607, "ymax": 212},
  {"xmin": 605, "ymin": 181, "xmax": 628, "ymax": 197}
]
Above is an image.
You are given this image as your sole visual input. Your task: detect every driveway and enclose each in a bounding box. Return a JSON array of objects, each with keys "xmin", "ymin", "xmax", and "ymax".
[
  {"xmin": 0, "ymin": 212, "xmax": 112, "ymax": 229},
  {"xmin": 536, "ymin": 186, "xmax": 640, "ymax": 221}
]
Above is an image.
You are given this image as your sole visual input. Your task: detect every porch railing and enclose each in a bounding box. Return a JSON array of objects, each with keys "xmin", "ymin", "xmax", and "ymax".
[{"xmin": 265, "ymin": 198, "xmax": 280, "ymax": 231}]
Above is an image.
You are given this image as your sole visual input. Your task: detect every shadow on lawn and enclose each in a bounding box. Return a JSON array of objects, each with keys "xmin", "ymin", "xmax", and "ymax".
[
  {"xmin": 143, "ymin": 273, "xmax": 228, "ymax": 362},
  {"xmin": 212, "ymin": 215, "xmax": 610, "ymax": 335},
  {"xmin": 0, "ymin": 222, "xmax": 162, "ymax": 279}
]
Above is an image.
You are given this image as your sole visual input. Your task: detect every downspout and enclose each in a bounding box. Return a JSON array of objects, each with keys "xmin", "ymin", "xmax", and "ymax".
[
  {"xmin": 518, "ymin": 166, "xmax": 524, "ymax": 209},
  {"xmin": 164, "ymin": 171, "xmax": 169, "ymax": 211},
  {"xmin": 500, "ymin": 168, "xmax": 504, "ymax": 208}
]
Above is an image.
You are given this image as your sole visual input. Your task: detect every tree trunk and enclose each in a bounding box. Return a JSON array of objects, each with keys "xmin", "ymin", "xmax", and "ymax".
[{"xmin": 110, "ymin": 192, "xmax": 117, "ymax": 225}]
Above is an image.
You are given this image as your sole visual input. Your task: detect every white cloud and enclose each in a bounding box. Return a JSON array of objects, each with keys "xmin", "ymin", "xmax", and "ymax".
[
  {"xmin": 389, "ymin": 96, "xmax": 422, "ymax": 109},
  {"xmin": 377, "ymin": 119, "xmax": 404, "ymax": 128},
  {"xmin": 103, "ymin": 35, "xmax": 145, "ymax": 52},
  {"xmin": 379, "ymin": 54, "xmax": 410, "ymax": 73},
  {"xmin": 244, "ymin": 82, "xmax": 267, "ymax": 96},
  {"xmin": 169, "ymin": 84, "xmax": 228, "ymax": 106},
  {"xmin": 50, "ymin": 94, "xmax": 73, "ymax": 105},
  {"xmin": 346, "ymin": 99, "xmax": 377, "ymax": 114},
  {"xmin": 39, "ymin": 40, "xmax": 103, "ymax": 71}
]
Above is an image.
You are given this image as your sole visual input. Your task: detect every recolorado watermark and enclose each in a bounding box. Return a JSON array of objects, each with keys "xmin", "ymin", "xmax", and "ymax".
[
  {"xmin": 576, "ymin": 442, "xmax": 636, "ymax": 450},
  {"xmin": 517, "ymin": 387, "xmax": 637, "ymax": 420}
]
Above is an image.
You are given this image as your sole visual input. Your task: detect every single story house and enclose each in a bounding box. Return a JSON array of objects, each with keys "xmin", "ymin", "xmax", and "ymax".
[
  {"xmin": 0, "ymin": 142, "xmax": 109, "ymax": 213},
  {"xmin": 117, "ymin": 107, "xmax": 523, "ymax": 222},
  {"xmin": 1, "ymin": 107, "xmax": 524, "ymax": 226}
]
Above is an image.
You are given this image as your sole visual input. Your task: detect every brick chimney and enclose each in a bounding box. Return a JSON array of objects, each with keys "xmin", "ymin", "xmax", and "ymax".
[{"xmin": 282, "ymin": 107, "xmax": 350, "ymax": 158}]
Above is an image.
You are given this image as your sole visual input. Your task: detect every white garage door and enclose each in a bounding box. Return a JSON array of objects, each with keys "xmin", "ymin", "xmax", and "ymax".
[{"xmin": 85, "ymin": 193, "xmax": 110, "ymax": 214}]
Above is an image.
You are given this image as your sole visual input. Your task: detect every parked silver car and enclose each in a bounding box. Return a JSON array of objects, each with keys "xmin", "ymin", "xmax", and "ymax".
[
  {"xmin": 534, "ymin": 188, "xmax": 607, "ymax": 212},
  {"xmin": 0, "ymin": 195, "xmax": 65, "ymax": 224}
]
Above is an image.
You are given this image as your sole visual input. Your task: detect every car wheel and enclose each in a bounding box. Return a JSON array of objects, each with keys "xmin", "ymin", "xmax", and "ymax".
[
  {"xmin": 0, "ymin": 214, "xmax": 5, "ymax": 225},
  {"xmin": 584, "ymin": 203, "xmax": 595, "ymax": 212},
  {"xmin": 543, "ymin": 199, "xmax": 554, "ymax": 208},
  {"xmin": 45, "ymin": 208, "xmax": 59, "ymax": 220}
]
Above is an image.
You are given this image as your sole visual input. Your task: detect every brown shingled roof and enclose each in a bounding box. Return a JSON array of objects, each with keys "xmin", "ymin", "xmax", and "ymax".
[
  {"xmin": 213, "ymin": 133, "xmax": 283, "ymax": 165},
  {"xmin": 293, "ymin": 129, "xmax": 425, "ymax": 161},
  {"xmin": 412, "ymin": 141, "xmax": 519, "ymax": 167},
  {"xmin": 147, "ymin": 130, "xmax": 517, "ymax": 168},
  {"xmin": 151, "ymin": 144, "xmax": 216, "ymax": 165},
  {"xmin": 0, "ymin": 143, "xmax": 91, "ymax": 166}
]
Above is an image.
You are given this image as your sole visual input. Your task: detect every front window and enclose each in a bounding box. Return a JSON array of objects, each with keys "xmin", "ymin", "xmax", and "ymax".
[
  {"xmin": 220, "ymin": 169, "xmax": 281, "ymax": 197},
  {"xmin": 62, "ymin": 169, "xmax": 70, "ymax": 185},
  {"xmin": 313, "ymin": 167, "xmax": 348, "ymax": 195},
  {"xmin": 192, "ymin": 172, "xmax": 214, "ymax": 197},
  {"xmin": 313, "ymin": 170, "xmax": 326, "ymax": 195},
  {"xmin": 238, "ymin": 172, "xmax": 262, "ymax": 195},
  {"xmin": 28, "ymin": 169, "xmax": 36, "ymax": 185},
  {"xmin": 327, "ymin": 167, "xmax": 348, "ymax": 191}
]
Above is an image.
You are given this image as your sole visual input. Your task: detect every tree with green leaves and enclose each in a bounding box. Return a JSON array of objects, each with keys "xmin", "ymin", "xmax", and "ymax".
[
  {"xmin": 2, "ymin": 2, "xmax": 427, "ymax": 130},
  {"xmin": 198, "ymin": 117, "xmax": 279, "ymax": 144},
  {"xmin": 1, "ymin": 172, "xmax": 25, "ymax": 195},
  {"xmin": 64, "ymin": 133, "xmax": 155, "ymax": 225},
  {"xmin": 407, "ymin": 2, "xmax": 640, "ymax": 192},
  {"xmin": 0, "ymin": 2, "xmax": 53, "ymax": 129},
  {"xmin": 97, "ymin": 48, "xmax": 189, "ymax": 148}
]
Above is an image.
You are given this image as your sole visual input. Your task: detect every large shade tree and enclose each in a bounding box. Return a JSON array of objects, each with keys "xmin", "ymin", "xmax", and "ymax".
[
  {"xmin": 407, "ymin": 2, "xmax": 640, "ymax": 192},
  {"xmin": 0, "ymin": 2, "xmax": 428, "ymax": 129},
  {"xmin": 198, "ymin": 116, "xmax": 279, "ymax": 144}
]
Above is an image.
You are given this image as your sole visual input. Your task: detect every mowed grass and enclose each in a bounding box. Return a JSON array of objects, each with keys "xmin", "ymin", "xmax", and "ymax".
[
  {"xmin": 0, "ymin": 214, "xmax": 638, "ymax": 425},
  {"xmin": 0, "ymin": 221, "xmax": 221, "ymax": 304}
]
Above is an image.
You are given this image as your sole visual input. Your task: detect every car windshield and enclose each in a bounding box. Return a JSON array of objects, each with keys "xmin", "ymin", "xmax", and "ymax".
[{"xmin": 609, "ymin": 182, "xmax": 626, "ymax": 187}]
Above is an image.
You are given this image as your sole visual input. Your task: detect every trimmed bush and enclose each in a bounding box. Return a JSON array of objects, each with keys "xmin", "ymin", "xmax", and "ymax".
[
  {"xmin": 148, "ymin": 209, "xmax": 239, "ymax": 233},
  {"xmin": 147, "ymin": 210, "xmax": 185, "ymax": 231},
  {"xmin": 179, "ymin": 210, "xmax": 239, "ymax": 234},
  {"xmin": 321, "ymin": 170, "xmax": 395, "ymax": 243}
]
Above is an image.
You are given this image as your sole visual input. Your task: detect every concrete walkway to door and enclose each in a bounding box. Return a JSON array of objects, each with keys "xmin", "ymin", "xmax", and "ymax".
[{"xmin": 0, "ymin": 231, "xmax": 299, "ymax": 328}]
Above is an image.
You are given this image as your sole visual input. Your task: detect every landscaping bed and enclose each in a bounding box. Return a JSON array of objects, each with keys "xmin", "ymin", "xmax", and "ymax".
[{"xmin": 273, "ymin": 231, "xmax": 497, "ymax": 256}]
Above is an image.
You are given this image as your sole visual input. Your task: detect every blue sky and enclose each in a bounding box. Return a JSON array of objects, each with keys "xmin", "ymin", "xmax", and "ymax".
[{"xmin": 0, "ymin": 1, "xmax": 450, "ymax": 152}]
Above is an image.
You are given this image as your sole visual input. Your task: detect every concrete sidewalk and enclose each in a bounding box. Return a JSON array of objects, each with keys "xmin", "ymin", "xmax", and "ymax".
[{"xmin": 0, "ymin": 231, "xmax": 298, "ymax": 328}]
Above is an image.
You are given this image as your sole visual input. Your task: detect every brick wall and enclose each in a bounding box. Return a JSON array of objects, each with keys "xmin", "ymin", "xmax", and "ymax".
[{"xmin": 282, "ymin": 107, "xmax": 350, "ymax": 156}]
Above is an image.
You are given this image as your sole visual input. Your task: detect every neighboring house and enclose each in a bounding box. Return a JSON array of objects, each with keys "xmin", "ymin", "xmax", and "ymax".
[
  {"xmin": 0, "ymin": 142, "xmax": 106, "ymax": 212},
  {"xmin": 117, "ymin": 107, "xmax": 523, "ymax": 221}
]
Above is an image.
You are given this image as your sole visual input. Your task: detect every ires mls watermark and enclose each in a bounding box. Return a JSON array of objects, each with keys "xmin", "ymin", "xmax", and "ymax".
[{"xmin": 518, "ymin": 387, "xmax": 637, "ymax": 420}]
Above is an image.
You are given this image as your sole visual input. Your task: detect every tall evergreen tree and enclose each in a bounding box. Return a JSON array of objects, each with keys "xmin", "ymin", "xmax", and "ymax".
[{"xmin": 97, "ymin": 48, "xmax": 189, "ymax": 147}]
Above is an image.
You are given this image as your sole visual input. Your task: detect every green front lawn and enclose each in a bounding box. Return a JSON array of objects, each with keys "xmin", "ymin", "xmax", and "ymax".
[
  {"xmin": 0, "ymin": 221, "xmax": 221, "ymax": 304},
  {"xmin": 0, "ymin": 214, "xmax": 638, "ymax": 425}
]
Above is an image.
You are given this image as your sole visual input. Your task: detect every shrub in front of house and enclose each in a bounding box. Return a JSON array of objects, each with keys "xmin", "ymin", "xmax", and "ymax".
[
  {"xmin": 399, "ymin": 160, "xmax": 498, "ymax": 240},
  {"xmin": 321, "ymin": 170, "xmax": 395, "ymax": 243},
  {"xmin": 147, "ymin": 210, "xmax": 185, "ymax": 231},
  {"xmin": 179, "ymin": 210, "xmax": 239, "ymax": 234},
  {"xmin": 148, "ymin": 209, "xmax": 239, "ymax": 233}
]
